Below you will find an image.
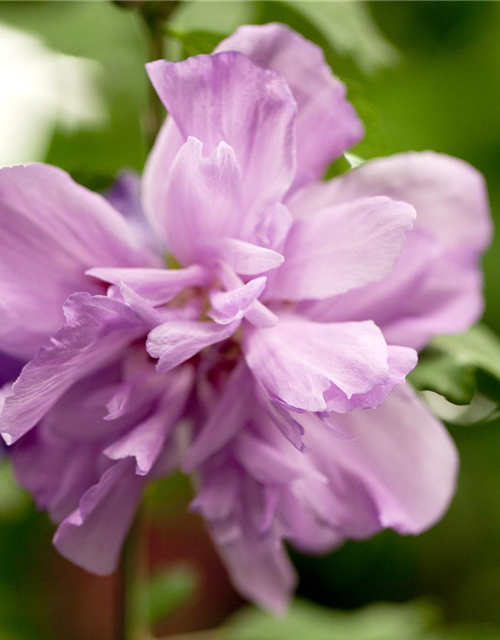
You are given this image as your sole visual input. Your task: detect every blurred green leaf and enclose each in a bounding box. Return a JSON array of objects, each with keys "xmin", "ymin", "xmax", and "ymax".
[
  {"xmin": 134, "ymin": 564, "xmax": 199, "ymax": 627},
  {"xmin": 422, "ymin": 390, "xmax": 499, "ymax": 427},
  {"xmin": 409, "ymin": 352, "xmax": 476, "ymax": 406},
  {"xmin": 144, "ymin": 471, "xmax": 193, "ymax": 519},
  {"xmin": 166, "ymin": 25, "xmax": 228, "ymax": 57},
  {"xmin": 430, "ymin": 631, "xmax": 500, "ymax": 640},
  {"xmin": 326, "ymin": 153, "xmax": 366, "ymax": 180},
  {"xmin": 0, "ymin": 463, "xmax": 29, "ymax": 519},
  {"xmin": 223, "ymin": 599, "xmax": 438, "ymax": 640},
  {"xmin": 433, "ymin": 325, "xmax": 500, "ymax": 383},
  {"xmin": 171, "ymin": 1, "xmax": 254, "ymax": 35},
  {"xmin": 410, "ymin": 325, "xmax": 500, "ymax": 423},
  {"xmin": 165, "ymin": 600, "xmax": 500, "ymax": 640},
  {"xmin": 280, "ymin": 1, "xmax": 399, "ymax": 75},
  {"xmin": 254, "ymin": 1, "xmax": 395, "ymax": 160}
]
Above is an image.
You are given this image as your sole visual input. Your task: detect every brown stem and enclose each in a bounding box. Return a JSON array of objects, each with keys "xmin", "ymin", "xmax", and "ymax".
[
  {"xmin": 145, "ymin": 25, "xmax": 166, "ymax": 149},
  {"xmin": 112, "ymin": 0, "xmax": 178, "ymax": 147},
  {"xmin": 116, "ymin": 510, "xmax": 150, "ymax": 640},
  {"xmin": 116, "ymin": 526, "xmax": 136, "ymax": 640},
  {"xmin": 115, "ymin": 554, "xmax": 128, "ymax": 640},
  {"xmin": 140, "ymin": 1, "xmax": 179, "ymax": 148}
]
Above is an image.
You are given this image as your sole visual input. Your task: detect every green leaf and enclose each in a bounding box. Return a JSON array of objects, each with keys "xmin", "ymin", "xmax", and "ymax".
[
  {"xmin": 409, "ymin": 351, "xmax": 476, "ymax": 406},
  {"xmin": 429, "ymin": 630, "xmax": 500, "ymax": 640},
  {"xmin": 279, "ymin": 1, "xmax": 399, "ymax": 75},
  {"xmin": 411, "ymin": 325, "xmax": 500, "ymax": 424},
  {"xmin": 144, "ymin": 472, "xmax": 193, "ymax": 518},
  {"xmin": 433, "ymin": 324, "xmax": 500, "ymax": 408},
  {"xmin": 253, "ymin": 1, "xmax": 395, "ymax": 161},
  {"xmin": 171, "ymin": 1, "xmax": 254, "ymax": 35},
  {"xmin": 422, "ymin": 390, "xmax": 500, "ymax": 427},
  {"xmin": 163, "ymin": 600, "xmax": 500, "ymax": 640},
  {"xmin": 433, "ymin": 324, "xmax": 500, "ymax": 383},
  {"xmin": 134, "ymin": 564, "xmax": 199, "ymax": 627},
  {"xmin": 166, "ymin": 25, "xmax": 228, "ymax": 57},
  {"xmin": 325, "ymin": 153, "xmax": 367, "ymax": 180},
  {"xmin": 223, "ymin": 599, "xmax": 438, "ymax": 640},
  {"xmin": 0, "ymin": 463, "xmax": 30, "ymax": 519}
]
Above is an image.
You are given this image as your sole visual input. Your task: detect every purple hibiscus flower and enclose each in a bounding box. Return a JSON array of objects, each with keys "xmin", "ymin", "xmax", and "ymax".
[{"xmin": 0, "ymin": 23, "xmax": 491, "ymax": 612}]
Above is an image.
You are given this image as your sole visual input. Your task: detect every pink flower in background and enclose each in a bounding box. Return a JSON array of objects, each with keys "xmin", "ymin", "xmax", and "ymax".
[{"xmin": 0, "ymin": 23, "xmax": 491, "ymax": 612}]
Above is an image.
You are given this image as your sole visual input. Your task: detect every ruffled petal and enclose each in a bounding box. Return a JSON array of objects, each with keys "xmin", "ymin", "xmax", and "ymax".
[
  {"xmin": 87, "ymin": 264, "xmax": 208, "ymax": 305},
  {"xmin": 292, "ymin": 151, "xmax": 490, "ymax": 255},
  {"xmin": 270, "ymin": 196, "xmax": 415, "ymax": 301},
  {"xmin": 251, "ymin": 202, "xmax": 293, "ymax": 253},
  {"xmin": 146, "ymin": 319, "xmax": 240, "ymax": 374},
  {"xmin": 208, "ymin": 238, "xmax": 284, "ymax": 276},
  {"xmin": 301, "ymin": 228, "xmax": 485, "ymax": 350},
  {"xmin": 0, "ymin": 294, "xmax": 143, "ymax": 444},
  {"xmin": 0, "ymin": 352, "xmax": 23, "ymax": 387},
  {"xmin": 145, "ymin": 52, "xmax": 296, "ymax": 236},
  {"xmin": 290, "ymin": 152, "xmax": 491, "ymax": 347},
  {"xmin": 233, "ymin": 431, "xmax": 326, "ymax": 486},
  {"xmin": 301, "ymin": 385, "xmax": 459, "ymax": 536},
  {"xmin": 244, "ymin": 315, "xmax": 390, "ymax": 412},
  {"xmin": 11, "ymin": 428, "xmax": 103, "ymax": 524},
  {"xmin": 11, "ymin": 349, "xmax": 164, "ymax": 523},
  {"xmin": 324, "ymin": 345, "xmax": 417, "ymax": 412},
  {"xmin": 216, "ymin": 23, "xmax": 363, "ymax": 188},
  {"xmin": 381, "ymin": 252, "xmax": 484, "ymax": 349},
  {"xmin": 142, "ymin": 119, "xmax": 185, "ymax": 241},
  {"xmin": 213, "ymin": 520, "xmax": 296, "ymax": 615},
  {"xmin": 300, "ymin": 229, "xmax": 438, "ymax": 323},
  {"xmin": 160, "ymin": 137, "xmax": 244, "ymax": 266},
  {"xmin": 217, "ymin": 265, "xmax": 278, "ymax": 328},
  {"xmin": 183, "ymin": 363, "xmax": 253, "ymax": 471},
  {"xmin": 104, "ymin": 367, "xmax": 193, "ymax": 475},
  {"xmin": 53, "ymin": 459, "xmax": 144, "ymax": 576},
  {"xmin": 0, "ymin": 164, "xmax": 158, "ymax": 359},
  {"xmin": 209, "ymin": 277, "xmax": 267, "ymax": 325},
  {"xmin": 104, "ymin": 171, "xmax": 164, "ymax": 255},
  {"xmin": 192, "ymin": 456, "xmax": 296, "ymax": 614},
  {"xmin": 114, "ymin": 282, "xmax": 202, "ymax": 330}
]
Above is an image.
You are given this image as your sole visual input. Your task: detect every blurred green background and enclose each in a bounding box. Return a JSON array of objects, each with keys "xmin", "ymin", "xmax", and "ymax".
[{"xmin": 0, "ymin": 2, "xmax": 499, "ymax": 639}]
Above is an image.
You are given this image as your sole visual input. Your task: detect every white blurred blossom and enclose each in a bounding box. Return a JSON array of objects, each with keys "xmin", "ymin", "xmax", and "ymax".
[{"xmin": 0, "ymin": 22, "xmax": 106, "ymax": 167}]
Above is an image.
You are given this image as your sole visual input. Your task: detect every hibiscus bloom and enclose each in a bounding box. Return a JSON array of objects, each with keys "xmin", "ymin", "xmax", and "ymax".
[{"xmin": 0, "ymin": 23, "xmax": 491, "ymax": 612}]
